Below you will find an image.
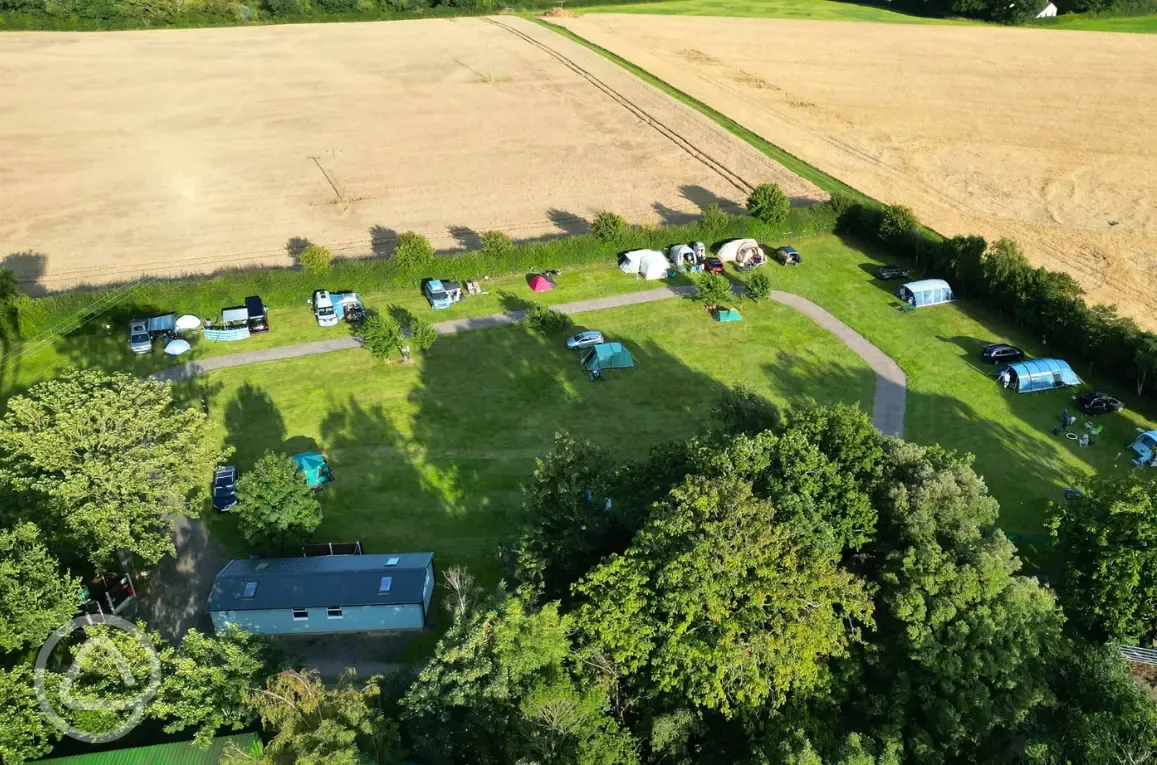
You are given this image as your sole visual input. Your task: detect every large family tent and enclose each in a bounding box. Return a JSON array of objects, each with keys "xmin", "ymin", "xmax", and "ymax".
[
  {"xmin": 1130, "ymin": 431, "xmax": 1157, "ymax": 466},
  {"xmin": 716, "ymin": 238, "xmax": 765, "ymax": 265},
  {"xmin": 998, "ymin": 358, "xmax": 1081, "ymax": 393},
  {"xmin": 583, "ymin": 343, "xmax": 635, "ymax": 373},
  {"xmin": 896, "ymin": 279, "xmax": 955, "ymax": 307},
  {"xmin": 620, "ymin": 250, "xmax": 671, "ymax": 280}
]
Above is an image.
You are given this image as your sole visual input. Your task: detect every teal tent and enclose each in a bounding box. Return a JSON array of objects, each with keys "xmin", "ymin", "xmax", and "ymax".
[
  {"xmin": 583, "ymin": 343, "xmax": 635, "ymax": 373},
  {"xmin": 714, "ymin": 307, "xmax": 742, "ymax": 323},
  {"xmin": 293, "ymin": 452, "xmax": 332, "ymax": 490}
]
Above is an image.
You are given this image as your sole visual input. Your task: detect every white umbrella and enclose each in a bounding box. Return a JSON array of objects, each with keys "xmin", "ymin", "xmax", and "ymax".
[
  {"xmin": 175, "ymin": 314, "xmax": 202, "ymax": 331},
  {"xmin": 164, "ymin": 339, "xmax": 192, "ymax": 356}
]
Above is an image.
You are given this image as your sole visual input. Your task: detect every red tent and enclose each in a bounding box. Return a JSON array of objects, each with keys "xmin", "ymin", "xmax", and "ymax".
[{"xmin": 528, "ymin": 274, "xmax": 556, "ymax": 293}]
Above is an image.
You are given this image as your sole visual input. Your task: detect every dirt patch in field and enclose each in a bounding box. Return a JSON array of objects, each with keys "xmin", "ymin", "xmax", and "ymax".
[
  {"xmin": 0, "ymin": 17, "xmax": 820, "ymax": 290},
  {"xmin": 558, "ymin": 15, "xmax": 1157, "ymax": 328}
]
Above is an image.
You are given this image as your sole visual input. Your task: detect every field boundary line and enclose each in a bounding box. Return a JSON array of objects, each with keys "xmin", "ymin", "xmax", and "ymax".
[{"xmin": 482, "ymin": 16, "xmax": 756, "ymax": 198}]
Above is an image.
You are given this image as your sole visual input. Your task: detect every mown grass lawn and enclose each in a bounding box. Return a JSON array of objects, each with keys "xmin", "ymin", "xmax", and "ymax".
[
  {"xmin": 1029, "ymin": 13, "xmax": 1157, "ymax": 32},
  {"xmin": 200, "ymin": 292, "xmax": 877, "ymax": 587}
]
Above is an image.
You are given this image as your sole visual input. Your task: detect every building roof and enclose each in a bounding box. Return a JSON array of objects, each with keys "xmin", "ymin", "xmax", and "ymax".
[
  {"xmin": 902, "ymin": 278, "xmax": 951, "ymax": 291},
  {"xmin": 35, "ymin": 733, "xmax": 258, "ymax": 765},
  {"xmin": 208, "ymin": 553, "xmax": 433, "ymax": 612}
]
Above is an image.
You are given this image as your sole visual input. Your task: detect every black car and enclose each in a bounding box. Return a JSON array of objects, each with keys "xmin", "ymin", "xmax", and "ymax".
[
  {"xmin": 775, "ymin": 246, "xmax": 801, "ymax": 266},
  {"xmin": 1078, "ymin": 391, "xmax": 1124, "ymax": 415},
  {"xmin": 875, "ymin": 265, "xmax": 908, "ymax": 280},
  {"xmin": 212, "ymin": 466, "xmax": 238, "ymax": 512},
  {"xmin": 245, "ymin": 296, "xmax": 269, "ymax": 333},
  {"xmin": 980, "ymin": 343, "xmax": 1025, "ymax": 364}
]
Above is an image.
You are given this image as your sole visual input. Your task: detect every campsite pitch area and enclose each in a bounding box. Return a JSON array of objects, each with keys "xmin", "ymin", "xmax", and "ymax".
[
  {"xmin": 0, "ymin": 17, "xmax": 819, "ymax": 290},
  {"xmin": 552, "ymin": 16, "xmax": 1157, "ymax": 328}
]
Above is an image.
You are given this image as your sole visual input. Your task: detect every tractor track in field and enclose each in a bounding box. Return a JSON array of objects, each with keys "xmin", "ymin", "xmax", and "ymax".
[{"xmin": 481, "ymin": 17, "xmax": 757, "ymax": 199}]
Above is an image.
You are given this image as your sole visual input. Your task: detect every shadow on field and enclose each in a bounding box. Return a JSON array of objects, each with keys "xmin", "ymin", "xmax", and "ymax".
[
  {"xmin": 761, "ymin": 350, "xmax": 876, "ymax": 414},
  {"xmin": 370, "ymin": 225, "xmax": 399, "ymax": 259},
  {"xmin": 448, "ymin": 225, "xmax": 481, "ymax": 252},
  {"xmin": 679, "ymin": 184, "xmax": 745, "ymax": 215},
  {"xmin": 653, "ymin": 201, "xmax": 698, "ymax": 227},
  {"xmin": 547, "ymin": 208, "xmax": 589, "ymax": 237}
]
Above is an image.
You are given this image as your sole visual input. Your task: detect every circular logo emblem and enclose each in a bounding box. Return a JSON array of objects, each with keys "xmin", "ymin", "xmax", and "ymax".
[{"xmin": 33, "ymin": 616, "xmax": 162, "ymax": 744}]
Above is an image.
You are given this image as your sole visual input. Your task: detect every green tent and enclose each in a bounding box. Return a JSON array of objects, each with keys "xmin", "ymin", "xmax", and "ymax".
[
  {"xmin": 714, "ymin": 307, "xmax": 742, "ymax": 323},
  {"xmin": 583, "ymin": 343, "xmax": 635, "ymax": 373},
  {"xmin": 293, "ymin": 452, "xmax": 332, "ymax": 490}
]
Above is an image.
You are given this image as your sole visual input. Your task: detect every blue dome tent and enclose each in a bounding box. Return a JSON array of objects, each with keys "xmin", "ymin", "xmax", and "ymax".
[
  {"xmin": 896, "ymin": 279, "xmax": 955, "ymax": 308},
  {"xmin": 997, "ymin": 358, "xmax": 1081, "ymax": 393}
]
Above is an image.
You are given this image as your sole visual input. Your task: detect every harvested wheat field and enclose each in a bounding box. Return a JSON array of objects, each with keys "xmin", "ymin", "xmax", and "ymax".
[
  {"xmin": 558, "ymin": 15, "xmax": 1157, "ymax": 327},
  {"xmin": 0, "ymin": 17, "xmax": 819, "ymax": 289}
]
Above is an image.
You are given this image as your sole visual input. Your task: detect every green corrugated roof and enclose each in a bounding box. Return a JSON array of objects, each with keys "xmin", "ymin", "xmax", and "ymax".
[{"xmin": 34, "ymin": 733, "xmax": 258, "ymax": 765}]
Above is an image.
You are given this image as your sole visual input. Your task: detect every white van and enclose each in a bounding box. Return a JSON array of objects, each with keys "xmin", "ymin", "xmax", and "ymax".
[{"xmin": 311, "ymin": 290, "xmax": 338, "ymax": 327}]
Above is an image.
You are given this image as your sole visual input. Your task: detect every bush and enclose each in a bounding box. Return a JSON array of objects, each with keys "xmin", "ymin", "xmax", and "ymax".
[
  {"xmin": 525, "ymin": 305, "xmax": 571, "ymax": 336},
  {"xmin": 392, "ymin": 232, "xmax": 436, "ymax": 270},
  {"xmin": 235, "ymin": 452, "xmax": 322, "ymax": 554},
  {"xmin": 297, "ymin": 243, "xmax": 333, "ymax": 275},
  {"xmin": 407, "ymin": 317, "xmax": 438, "ymax": 354},
  {"xmin": 591, "ymin": 212, "xmax": 628, "ymax": 243},
  {"xmin": 746, "ymin": 183, "xmax": 791, "ymax": 228},
  {"xmin": 698, "ymin": 203, "xmax": 730, "ymax": 232},
  {"xmin": 263, "ymin": 0, "xmax": 301, "ymax": 15},
  {"xmin": 355, "ymin": 309, "xmax": 401, "ymax": 362},
  {"xmin": 480, "ymin": 230, "xmax": 513, "ymax": 259},
  {"xmin": 746, "ymin": 271, "xmax": 772, "ymax": 302},
  {"xmin": 694, "ymin": 272, "xmax": 732, "ymax": 309},
  {"xmin": 878, "ymin": 205, "xmax": 919, "ymax": 243},
  {"xmin": 316, "ymin": 0, "xmax": 355, "ymax": 11}
]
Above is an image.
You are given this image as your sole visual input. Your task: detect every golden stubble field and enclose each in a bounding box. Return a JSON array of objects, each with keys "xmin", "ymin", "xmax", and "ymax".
[
  {"xmin": 0, "ymin": 16, "xmax": 820, "ymax": 289},
  {"xmin": 558, "ymin": 15, "xmax": 1157, "ymax": 328}
]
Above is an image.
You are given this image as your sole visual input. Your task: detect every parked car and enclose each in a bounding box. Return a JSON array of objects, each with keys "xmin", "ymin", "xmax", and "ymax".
[
  {"xmin": 980, "ymin": 343, "xmax": 1025, "ymax": 364},
  {"xmin": 774, "ymin": 246, "xmax": 801, "ymax": 266},
  {"xmin": 128, "ymin": 313, "xmax": 176, "ymax": 354},
  {"xmin": 246, "ymin": 296, "xmax": 269, "ymax": 333},
  {"xmin": 705, "ymin": 258, "xmax": 725, "ymax": 275},
  {"xmin": 212, "ymin": 466, "xmax": 238, "ymax": 512},
  {"xmin": 875, "ymin": 265, "xmax": 909, "ymax": 280},
  {"xmin": 566, "ymin": 330, "xmax": 605, "ymax": 350},
  {"xmin": 1078, "ymin": 390, "xmax": 1124, "ymax": 414}
]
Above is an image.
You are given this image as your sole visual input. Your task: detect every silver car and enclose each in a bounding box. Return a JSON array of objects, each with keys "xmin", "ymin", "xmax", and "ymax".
[{"xmin": 566, "ymin": 330, "xmax": 605, "ymax": 350}]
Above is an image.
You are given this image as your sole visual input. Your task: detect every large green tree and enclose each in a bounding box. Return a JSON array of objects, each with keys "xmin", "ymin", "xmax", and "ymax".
[
  {"xmin": 403, "ymin": 592, "xmax": 636, "ymax": 765},
  {"xmin": 235, "ymin": 451, "xmax": 322, "ymax": 553},
  {"xmin": 0, "ymin": 664, "xmax": 60, "ymax": 765},
  {"xmin": 150, "ymin": 627, "xmax": 281, "ymax": 746},
  {"xmin": 1047, "ymin": 474, "xmax": 1157, "ymax": 643},
  {"xmin": 0, "ymin": 522, "xmax": 81, "ymax": 652},
  {"xmin": 240, "ymin": 668, "xmax": 397, "ymax": 765},
  {"xmin": 846, "ymin": 440, "xmax": 1063, "ymax": 764},
  {"xmin": 0, "ymin": 370, "xmax": 220, "ymax": 566},
  {"xmin": 575, "ymin": 475, "xmax": 873, "ymax": 718}
]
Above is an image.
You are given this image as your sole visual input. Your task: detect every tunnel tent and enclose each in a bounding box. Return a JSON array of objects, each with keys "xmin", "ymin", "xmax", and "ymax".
[
  {"xmin": 717, "ymin": 238, "xmax": 765, "ymax": 265},
  {"xmin": 997, "ymin": 358, "xmax": 1081, "ymax": 393},
  {"xmin": 619, "ymin": 249, "xmax": 670, "ymax": 280},
  {"xmin": 583, "ymin": 343, "xmax": 635, "ymax": 373},
  {"xmin": 896, "ymin": 279, "xmax": 955, "ymax": 308}
]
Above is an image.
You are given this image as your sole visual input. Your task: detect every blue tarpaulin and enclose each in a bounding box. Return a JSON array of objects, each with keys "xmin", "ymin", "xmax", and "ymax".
[{"xmin": 999, "ymin": 358, "xmax": 1081, "ymax": 393}]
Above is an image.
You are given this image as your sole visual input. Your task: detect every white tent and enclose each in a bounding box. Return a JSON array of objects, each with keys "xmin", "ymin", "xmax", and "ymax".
[
  {"xmin": 164, "ymin": 339, "xmax": 192, "ymax": 356},
  {"xmin": 716, "ymin": 238, "xmax": 765, "ymax": 264},
  {"xmin": 620, "ymin": 249, "xmax": 671, "ymax": 280},
  {"xmin": 668, "ymin": 244, "xmax": 694, "ymax": 267},
  {"xmin": 1036, "ymin": 1, "xmax": 1057, "ymax": 16},
  {"xmin": 175, "ymin": 314, "xmax": 202, "ymax": 331}
]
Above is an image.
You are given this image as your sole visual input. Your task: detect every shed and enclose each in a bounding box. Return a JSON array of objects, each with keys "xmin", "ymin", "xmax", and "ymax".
[
  {"xmin": 34, "ymin": 733, "xmax": 258, "ymax": 765},
  {"xmin": 716, "ymin": 238, "xmax": 765, "ymax": 264},
  {"xmin": 1130, "ymin": 431, "xmax": 1157, "ymax": 466},
  {"xmin": 998, "ymin": 358, "xmax": 1081, "ymax": 393},
  {"xmin": 619, "ymin": 250, "xmax": 670, "ymax": 280},
  {"xmin": 582, "ymin": 343, "xmax": 635, "ymax": 372},
  {"xmin": 528, "ymin": 274, "xmax": 556, "ymax": 292},
  {"xmin": 714, "ymin": 307, "xmax": 742, "ymax": 322},
  {"xmin": 208, "ymin": 552, "xmax": 435, "ymax": 636},
  {"xmin": 896, "ymin": 279, "xmax": 955, "ymax": 308}
]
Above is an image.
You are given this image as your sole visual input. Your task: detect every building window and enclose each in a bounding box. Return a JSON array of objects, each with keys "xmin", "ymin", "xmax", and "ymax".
[
  {"xmin": 242, "ymin": 582, "xmax": 258, "ymax": 599},
  {"xmin": 379, "ymin": 576, "xmax": 392, "ymax": 593},
  {"xmin": 291, "ymin": 608, "xmax": 308, "ymax": 620},
  {"xmin": 327, "ymin": 607, "xmax": 343, "ymax": 619},
  {"xmin": 385, "ymin": 557, "xmax": 400, "ymax": 567}
]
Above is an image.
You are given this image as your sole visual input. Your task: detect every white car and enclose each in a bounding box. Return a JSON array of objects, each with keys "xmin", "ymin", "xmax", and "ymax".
[
  {"xmin": 310, "ymin": 290, "xmax": 338, "ymax": 327},
  {"xmin": 566, "ymin": 330, "xmax": 605, "ymax": 350}
]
